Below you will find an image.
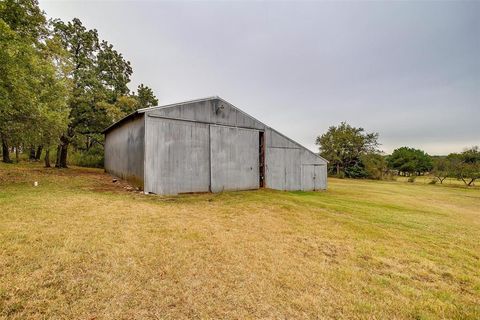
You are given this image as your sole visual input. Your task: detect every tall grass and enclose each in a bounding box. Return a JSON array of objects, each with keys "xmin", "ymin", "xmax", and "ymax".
[
  {"xmin": 68, "ymin": 148, "xmax": 104, "ymax": 168},
  {"xmin": 3, "ymin": 146, "xmax": 104, "ymax": 168}
]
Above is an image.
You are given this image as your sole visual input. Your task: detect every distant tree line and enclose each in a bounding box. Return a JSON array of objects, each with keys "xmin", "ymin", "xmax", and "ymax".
[
  {"xmin": 0, "ymin": 0, "xmax": 158, "ymax": 167},
  {"xmin": 316, "ymin": 122, "xmax": 479, "ymax": 186},
  {"xmin": 431, "ymin": 147, "xmax": 480, "ymax": 186}
]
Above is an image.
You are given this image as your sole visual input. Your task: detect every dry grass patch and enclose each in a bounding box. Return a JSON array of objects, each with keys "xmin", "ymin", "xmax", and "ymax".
[{"xmin": 0, "ymin": 163, "xmax": 479, "ymax": 319}]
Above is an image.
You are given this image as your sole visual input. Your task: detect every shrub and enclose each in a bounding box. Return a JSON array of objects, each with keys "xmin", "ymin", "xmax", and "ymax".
[
  {"xmin": 69, "ymin": 147, "xmax": 104, "ymax": 168},
  {"xmin": 344, "ymin": 162, "xmax": 368, "ymax": 178},
  {"xmin": 336, "ymin": 171, "xmax": 346, "ymax": 179},
  {"xmin": 360, "ymin": 153, "xmax": 387, "ymax": 180},
  {"xmin": 384, "ymin": 172, "xmax": 397, "ymax": 181}
]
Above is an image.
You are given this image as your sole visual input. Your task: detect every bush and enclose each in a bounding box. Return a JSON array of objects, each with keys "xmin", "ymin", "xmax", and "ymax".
[
  {"xmin": 344, "ymin": 162, "xmax": 368, "ymax": 179},
  {"xmin": 336, "ymin": 171, "xmax": 346, "ymax": 179},
  {"xmin": 407, "ymin": 176, "xmax": 416, "ymax": 183},
  {"xmin": 380, "ymin": 172, "xmax": 396, "ymax": 181},
  {"xmin": 360, "ymin": 153, "xmax": 387, "ymax": 180},
  {"xmin": 69, "ymin": 147, "xmax": 104, "ymax": 168},
  {"xmin": 428, "ymin": 179, "xmax": 437, "ymax": 185}
]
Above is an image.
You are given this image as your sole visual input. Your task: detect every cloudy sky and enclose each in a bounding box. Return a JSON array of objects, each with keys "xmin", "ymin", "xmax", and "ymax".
[{"xmin": 39, "ymin": 0, "xmax": 479, "ymax": 155}]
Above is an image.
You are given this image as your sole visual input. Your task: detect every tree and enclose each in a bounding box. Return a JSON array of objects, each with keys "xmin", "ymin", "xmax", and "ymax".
[
  {"xmin": 316, "ymin": 122, "xmax": 379, "ymax": 177},
  {"xmin": 53, "ymin": 18, "xmax": 99, "ymax": 167},
  {"xmin": 0, "ymin": 0, "xmax": 46, "ymax": 36},
  {"xmin": 360, "ymin": 153, "xmax": 388, "ymax": 180},
  {"xmin": 431, "ymin": 156, "xmax": 450, "ymax": 184},
  {"xmin": 0, "ymin": 1, "xmax": 43, "ymax": 162},
  {"xmin": 387, "ymin": 147, "xmax": 433, "ymax": 176},
  {"xmin": 115, "ymin": 95, "xmax": 140, "ymax": 116},
  {"xmin": 448, "ymin": 147, "xmax": 480, "ymax": 186},
  {"xmin": 53, "ymin": 18, "xmax": 133, "ymax": 167},
  {"xmin": 135, "ymin": 84, "xmax": 158, "ymax": 109},
  {"xmin": 2, "ymin": 3, "xmax": 153, "ymax": 167},
  {"xmin": 0, "ymin": 1, "xmax": 69, "ymax": 164}
]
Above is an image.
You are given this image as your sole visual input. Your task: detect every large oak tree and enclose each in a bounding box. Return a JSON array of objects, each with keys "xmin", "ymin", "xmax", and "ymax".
[
  {"xmin": 53, "ymin": 18, "xmax": 133, "ymax": 167},
  {"xmin": 316, "ymin": 122, "xmax": 380, "ymax": 177},
  {"xmin": 0, "ymin": 0, "xmax": 69, "ymax": 164}
]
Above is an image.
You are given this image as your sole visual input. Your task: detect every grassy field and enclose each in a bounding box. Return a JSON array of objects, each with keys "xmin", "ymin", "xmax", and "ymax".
[
  {"xmin": 395, "ymin": 175, "xmax": 475, "ymax": 187},
  {"xmin": 0, "ymin": 163, "xmax": 479, "ymax": 319}
]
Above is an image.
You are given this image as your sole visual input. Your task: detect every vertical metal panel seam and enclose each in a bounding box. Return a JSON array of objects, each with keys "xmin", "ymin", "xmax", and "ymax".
[
  {"xmin": 208, "ymin": 124, "xmax": 212, "ymax": 192},
  {"xmin": 143, "ymin": 114, "xmax": 148, "ymax": 193}
]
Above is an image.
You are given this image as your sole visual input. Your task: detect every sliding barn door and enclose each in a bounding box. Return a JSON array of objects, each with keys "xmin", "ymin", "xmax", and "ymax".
[
  {"xmin": 210, "ymin": 125, "xmax": 259, "ymax": 192},
  {"xmin": 144, "ymin": 117, "xmax": 210, "ymax": 195}
]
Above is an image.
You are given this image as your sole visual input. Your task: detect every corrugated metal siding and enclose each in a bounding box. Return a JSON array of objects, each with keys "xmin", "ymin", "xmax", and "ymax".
[
  {"xmin": 147, "ymin": 99, "xmax": 266, "ymax": 131},
  {"xmin": 315, "ymin": 165, "xmax": 327, "ymax": 190},
  {"xmin": 104, "ymin": 115, "xmax": 145, "ymax": 187},
  {"xmin": 266, "ymin": 129, "xmax": 299, "ymax": 149},
  {"xmin": 144, "ymin": 117, "xmax": 210, "ymax": 195},
  {"xmin": 265, "ymin": 128, "xmax": 327, "ymax": 191},
  {"xmin": 210, "ymin": 125, "xmax": 259, "ymax": 192},
  {"xmin": 265, "ymin": 147, "xmax": 301, "ymax": 190},
  {"xmin": 301, "ymin": 164, "xmax": 327, "ymax": 191},
  {"xmin": 301, "ymin": 165, "xmax": 315, "ymax": 191}
]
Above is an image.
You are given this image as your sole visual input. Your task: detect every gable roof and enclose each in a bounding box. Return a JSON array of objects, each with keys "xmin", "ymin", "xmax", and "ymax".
[
  {"xmin": 103, "ymin": 96, "xmax": 327, "ymax": 163},
  {"xmin": 102, "ymin": 96, "xmax": 218, "ymax": 134}
]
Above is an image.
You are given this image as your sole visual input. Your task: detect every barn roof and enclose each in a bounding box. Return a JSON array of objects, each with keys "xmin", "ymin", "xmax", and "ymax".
[
  {"xmin": 102, "ymin": 96, "xmax": 218, "ymax": 134},
  {"xmin": 103, "ymin": 96, "xmax": 327, "ymax": 163}
]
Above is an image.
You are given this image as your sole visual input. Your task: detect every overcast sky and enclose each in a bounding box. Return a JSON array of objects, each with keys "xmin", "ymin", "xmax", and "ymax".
[{"xmin": 39, "ymin": 0, "xmax": 479, "ymax": 155}]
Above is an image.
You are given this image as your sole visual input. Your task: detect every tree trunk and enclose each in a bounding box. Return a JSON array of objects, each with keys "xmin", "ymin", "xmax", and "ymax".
[
  {"xmin": 44, "ymin": 148, "xmax": 50, "ymax": 168},
  {"xmin": 15, "ymin": 146, "xmax": 19, "ymax": 163},
  {"xmin": 55, "ymin": 135, "xmax": 69, "ymax": 168},
  {"xmin": 336, "ymin": 163, "xmax": 340, "ymax": 176},
  {"xmin": 56, "ymin": 145, "xmax": 61, "ymax": 166},
  {"xmin": 1, "ymin": 137, "xmax": 12, "ymax": 163},
  {"xmin": 35, "ymin": 145, "xmax": 43, "ymax": 160},
  {"xmin": 29, "ymin": 145, "xmax": 36, "ymax": 160}
]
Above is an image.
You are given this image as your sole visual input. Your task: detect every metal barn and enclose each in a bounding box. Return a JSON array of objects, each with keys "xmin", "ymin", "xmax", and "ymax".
[{"xmin": 103, "ymin": 97, "xmax": 328, "ymax": 195}]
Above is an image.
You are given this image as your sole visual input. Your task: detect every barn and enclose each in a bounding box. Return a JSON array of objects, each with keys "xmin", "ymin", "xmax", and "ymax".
[{"xmin": 103, "ymin": 97, "xmax": 327, "ymax": 195}]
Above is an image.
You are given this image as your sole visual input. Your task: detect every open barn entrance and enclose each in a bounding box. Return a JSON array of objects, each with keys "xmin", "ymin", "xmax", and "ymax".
[{"xmin": 259, "ymin": 131, "xmax": 265, "ymax": 187}]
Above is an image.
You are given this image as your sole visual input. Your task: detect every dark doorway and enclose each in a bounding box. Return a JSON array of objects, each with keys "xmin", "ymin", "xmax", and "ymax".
[{"xmin": 259, "ymin": 131, "xmax": 265, "ymax": 187}]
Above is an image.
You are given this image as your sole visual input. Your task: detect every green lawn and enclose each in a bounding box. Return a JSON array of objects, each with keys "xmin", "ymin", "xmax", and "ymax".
[{"xmin": 0, "ymin": 163, "xmax": 479, "ymax": 319}]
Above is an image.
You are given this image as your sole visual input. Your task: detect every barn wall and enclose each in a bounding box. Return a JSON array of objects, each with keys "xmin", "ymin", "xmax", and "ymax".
[
  {"xmin": 144, "ymin": 116, "xmax": 210, "ymax": 195},
  {"xmin": 144, "ymin": 116, "xmax": 261, "ymax": 195},
  {"xmin": 104, "ymin": 114, "xmax": 145, "ymax": 188},
  {"xmin": 315, "ymin": 165, "xmax": 327, "ymax": 190},
  {"xmin": 266, "ymin": 147, "xmax": 301, "ymax": 190},
  {"xmin": 301, "ymin": 165, "xmax": 315, "ymax": 191},
  {"xmin": 147, "ymin": 99, "xmax": 266, "ymax": 131},
  {"xmin": 265, "ymin": 128, "xmax": 327, "ymax": 191}
]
